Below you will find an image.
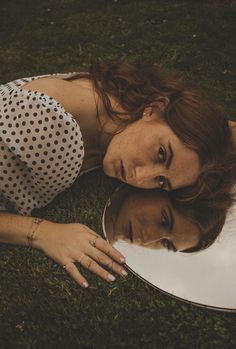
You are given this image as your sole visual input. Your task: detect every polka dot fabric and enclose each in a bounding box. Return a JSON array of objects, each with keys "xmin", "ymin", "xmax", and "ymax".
[{"xmin": 0, "ymin": 73, "xmax": 84, "ymax": 215}]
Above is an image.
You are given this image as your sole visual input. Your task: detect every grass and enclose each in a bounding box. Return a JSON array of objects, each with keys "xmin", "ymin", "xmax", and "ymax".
[{"xmin": 0, "ymin": 1, "xmax": 236, "ymax": 348}]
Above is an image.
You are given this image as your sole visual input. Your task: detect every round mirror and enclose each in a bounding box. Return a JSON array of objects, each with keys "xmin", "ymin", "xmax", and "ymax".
[{"xmin": 102, "ymin": 185, "xmax": 236, "ymax": 312}]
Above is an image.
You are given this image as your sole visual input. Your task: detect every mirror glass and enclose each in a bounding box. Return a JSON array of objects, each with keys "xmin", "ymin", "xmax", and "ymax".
[{"xmin": 102, "ymin": 185, "xmax": 236, "ymax": 312}]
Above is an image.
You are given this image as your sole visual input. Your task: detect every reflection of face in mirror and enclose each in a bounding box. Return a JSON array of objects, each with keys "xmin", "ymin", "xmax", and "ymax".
[
  {"xmin": 104, "ymin": 186, "xmax": 202, "ymax": 252},
  {"xmin": 104, "ymin": 185, "xmax": 235, "ymax": 311}
]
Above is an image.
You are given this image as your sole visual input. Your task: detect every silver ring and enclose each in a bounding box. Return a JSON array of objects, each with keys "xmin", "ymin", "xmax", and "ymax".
[
  {"xmin": 91, "ymin": 236, "xmax": 99, "ymax": 247},
  {"xmin": 63, "ymin": 261, "xmax": 73, "ymax": 269}
]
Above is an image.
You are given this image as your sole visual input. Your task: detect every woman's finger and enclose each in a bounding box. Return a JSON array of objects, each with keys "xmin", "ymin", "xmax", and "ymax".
[
  {"xmin": 79, "ymin": 255, "xmax": 116, "ymax": 282},
  {"xmin": 85, "ymin": 226, "xmax": 126, "ymax": 264},
  {"xmin": 63, "ymin": 261, "xmax": 89, "ymax": 288},
  {"xmin": 89, "ymin": 235, "xmax": 126, "ymax": 264},
  {"xmin": 91, "ymin": 249, "xmax": 128, "ymax": 277}
]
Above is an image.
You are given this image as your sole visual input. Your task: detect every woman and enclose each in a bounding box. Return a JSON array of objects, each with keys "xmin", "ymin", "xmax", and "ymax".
[
  {"xmin": 0, "ymin": 62, "xmax": 235, "ymax": 288},
  {"xmin": 104, "ymin": 186, "xmax": 225, "ymax": 252}
]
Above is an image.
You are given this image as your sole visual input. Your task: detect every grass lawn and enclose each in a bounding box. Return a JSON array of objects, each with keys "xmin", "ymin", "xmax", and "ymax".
[{"xmin": 0, "ymin": 1, "xmax": 236, "ymax": 348}]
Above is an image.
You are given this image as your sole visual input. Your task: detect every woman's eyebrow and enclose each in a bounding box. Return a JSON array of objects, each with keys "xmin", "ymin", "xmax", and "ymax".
[{"xmin": 166, "ymin": 141, "xmax": 173, "ymax": 169}]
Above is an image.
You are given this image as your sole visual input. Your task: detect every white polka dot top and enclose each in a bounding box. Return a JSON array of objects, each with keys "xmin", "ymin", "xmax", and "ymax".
[{"xmin": 0, "ymin": 73, "xmax": 84, "ymax": 215}]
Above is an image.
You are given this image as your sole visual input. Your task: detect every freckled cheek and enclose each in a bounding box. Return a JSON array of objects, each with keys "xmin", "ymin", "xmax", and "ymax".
[
  {"xmin": 112, "ymin": 135, "xmax": 137, "ymax": 157},
  {"xmin": 121, "ymin": 129, "xmax": 150, "ymax": 153}
]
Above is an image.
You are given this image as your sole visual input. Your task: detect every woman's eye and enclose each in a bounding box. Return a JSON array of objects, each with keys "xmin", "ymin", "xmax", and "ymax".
[
  {"xmin": 162, "ymin": 239, "xmax": 171, "ymax": 250},
  {"xmin": 157, "ymin": 175, "xmax": 166, "ymax": 188},
  {"xmin": 158, "ymin": 146, "xmax": 166, "ymax": 163}
]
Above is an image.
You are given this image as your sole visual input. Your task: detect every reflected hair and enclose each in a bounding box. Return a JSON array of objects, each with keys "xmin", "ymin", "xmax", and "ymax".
[{"xmin": 170, "ymin": 195, "xmax": 227, "ymax": 253}]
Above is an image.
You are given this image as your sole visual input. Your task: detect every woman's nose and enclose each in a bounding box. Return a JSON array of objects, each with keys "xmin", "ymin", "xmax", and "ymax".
[{"xmin": 134, "ymin": 165, "xmax": 156, "ymax": 185}]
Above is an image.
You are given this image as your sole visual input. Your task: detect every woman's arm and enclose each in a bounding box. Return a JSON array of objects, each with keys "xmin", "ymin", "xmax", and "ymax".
[{"xmin": 0, "ymin": 212, "xmax": 127, "ymax": 288}]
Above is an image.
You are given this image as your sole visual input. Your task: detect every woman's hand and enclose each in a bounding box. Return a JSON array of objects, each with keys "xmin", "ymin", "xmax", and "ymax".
[{"xmin": 34, "ymin": 221, "xmax": 127, "ymax": 288}]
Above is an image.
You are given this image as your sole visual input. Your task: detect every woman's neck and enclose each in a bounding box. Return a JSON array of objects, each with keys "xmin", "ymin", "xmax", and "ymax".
[
  {"xmin": 70, "ymin": 78, "xmax": 123, "ymax": 171},
  {"xmin": 80, "ymin": 122, "xmax": 118, "ymax": 171}
]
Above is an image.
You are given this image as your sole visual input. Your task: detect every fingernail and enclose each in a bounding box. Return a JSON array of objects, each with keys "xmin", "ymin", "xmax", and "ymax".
[
  {"xmin": 83, "ymin": 281, "xmax": 89, "ymax": 288},
  {"xmin": 108, "ymin": 274, "xmax": 116, "ymax": 282},
  {"xmin": 122, "ymin": 269, "xmax": 128, "ymax": 276},
  {"xmin": 120, "ymin": 257, "xmax": 126, "ymax": 263}
]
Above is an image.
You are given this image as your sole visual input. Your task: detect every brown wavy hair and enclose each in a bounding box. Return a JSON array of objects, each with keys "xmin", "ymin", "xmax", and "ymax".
[
  {"xmin": 169, "ymin": 193, "xmax": 227, "ymax": 252},
  {"xmin": 71, "ymin": 62, "xmax": 236, "ymax": 206}
]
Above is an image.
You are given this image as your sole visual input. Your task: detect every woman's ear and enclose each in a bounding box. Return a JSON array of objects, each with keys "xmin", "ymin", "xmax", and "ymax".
[
  {"xmin": 142, "ymin": 96, "xmax": 170, "ymax": 120},
  {"xmin": 142, "ymin": 106, "xmax": 153, "ymax": 119},
  {"xmin": 153, "ymin": 96, "xmax": 170, "ymax": 113}
]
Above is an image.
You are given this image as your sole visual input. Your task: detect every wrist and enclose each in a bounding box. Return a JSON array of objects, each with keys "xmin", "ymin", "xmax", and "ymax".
[
  {"xmin": 27, "ymin": 218, "xmax": 44, "ymax": 248},
  {"xmin": 31, "ymin": 219, "xmax": 55, "ymax": 251}
]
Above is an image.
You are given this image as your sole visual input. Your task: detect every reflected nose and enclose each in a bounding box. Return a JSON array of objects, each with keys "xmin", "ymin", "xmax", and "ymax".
[{"xmin": 134, "ymin": 165, "xmax": 156, "ymax": 185}]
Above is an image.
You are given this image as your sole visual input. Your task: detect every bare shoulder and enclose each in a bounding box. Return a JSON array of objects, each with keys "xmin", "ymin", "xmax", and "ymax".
[
  {"xmin": 22, "ymin": 76, "xmax": 74, "ymax": 96},
  {"xmin": 21, "ymin": 76, "xmax": 97, "ymax": 118},
  {"xmin": 22, "ymin": 76, "xmax": 94, "ymax": 92},
  {"xmin": 22, "ymin": 76, "xmax": 97, "ymax": 101}
]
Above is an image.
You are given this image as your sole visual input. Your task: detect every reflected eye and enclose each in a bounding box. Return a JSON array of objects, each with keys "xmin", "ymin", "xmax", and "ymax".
[
  {"xmin": 161, "ymin": 239, "xmax": 176, "ymax": 252},
  {"xmin": 161, "ymin": 239, "xmax": 171, "ymax": 251},
  {"xmin": 157, "ymin": 175, "xmax": 167, "ymax": 188},
  {"xmin": 158, "ymin": 146, "xmax": 166, "ymax": 163}
]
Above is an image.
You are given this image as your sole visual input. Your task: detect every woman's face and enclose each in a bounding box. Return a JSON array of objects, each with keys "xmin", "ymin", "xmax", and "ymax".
[
  {"xmin": 113, "ymin": 189, "xmax": 200, "ymax": 251},
  {"xmin": 103, "ymin": 111, "xmax": 200, "ymax": 190}
]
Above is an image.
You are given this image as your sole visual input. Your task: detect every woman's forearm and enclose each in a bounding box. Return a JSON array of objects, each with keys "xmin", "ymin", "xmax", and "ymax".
[{"xmin": 0, "ymin": 211, "xmax": 50, "ymax": 249}]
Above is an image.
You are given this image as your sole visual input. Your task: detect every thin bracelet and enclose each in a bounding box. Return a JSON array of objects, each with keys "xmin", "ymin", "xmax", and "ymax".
[{"xmin": 27, "ymin": 218, "xmax": 44, "ymax": 248}]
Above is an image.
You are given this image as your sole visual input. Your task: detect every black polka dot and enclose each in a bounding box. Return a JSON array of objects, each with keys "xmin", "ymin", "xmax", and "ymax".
[{"xmin": 0, "ymin": 73, "xmax": 84, "ymax": 215}]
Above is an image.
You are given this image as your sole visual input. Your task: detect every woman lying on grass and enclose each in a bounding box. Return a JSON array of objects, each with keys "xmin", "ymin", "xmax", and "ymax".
[{"xmin": 0, "ymin": 62, "xmax": 235, "ymax": 287}]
